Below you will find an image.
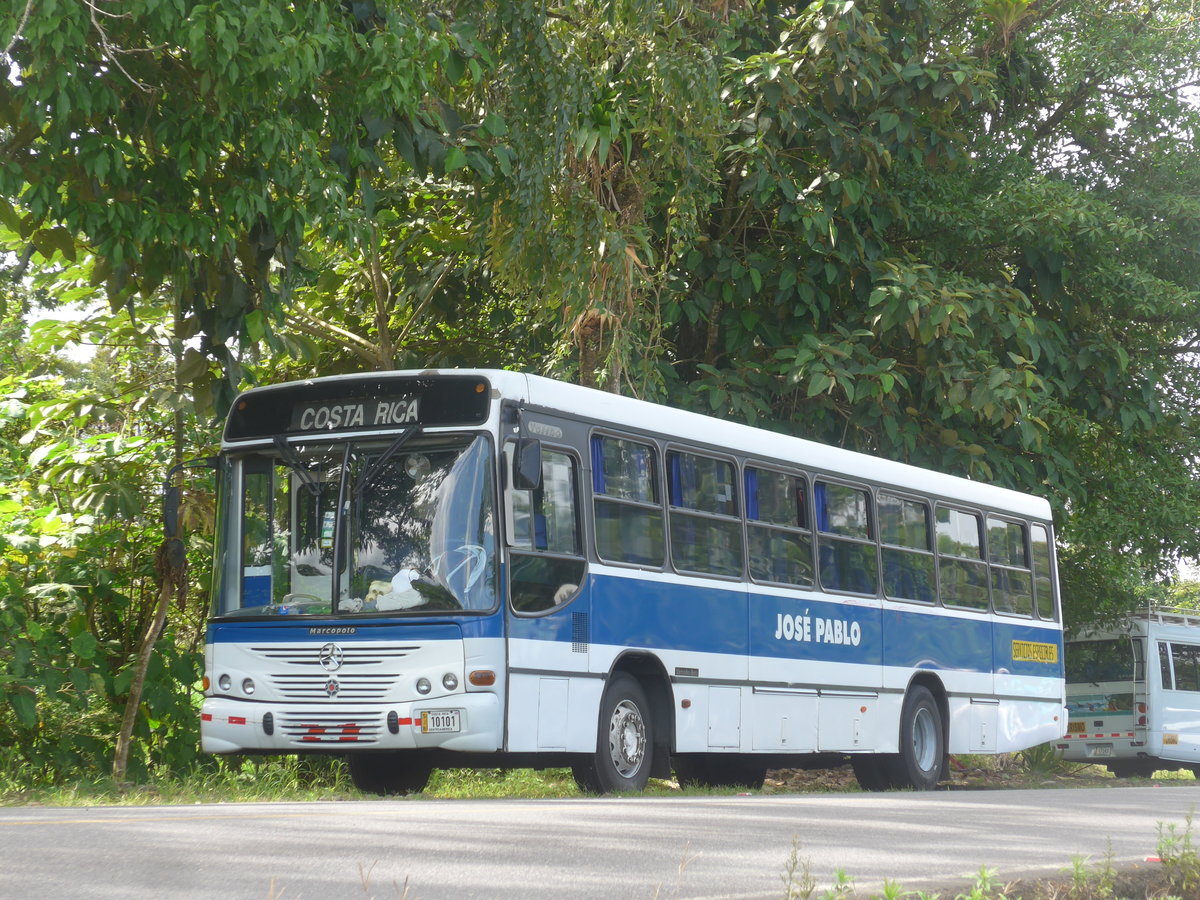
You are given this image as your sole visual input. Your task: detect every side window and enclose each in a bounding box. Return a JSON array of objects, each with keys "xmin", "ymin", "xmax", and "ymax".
[
  {"xmin": 510, "ymin": 448, "xmax": 581, "ymax": 554},
  {"xmin": 1031, "ymin": 524, "xmax": 1056, "ymax": 620},
  {"xmin": 987, "ymin": 517, "xmax": 1032, "ymax": 616},
  {"xmin": 592, "ymin": 435, "xmax": 664, "ymax": 567},
  {"xmin": 1172, "ymin": 644, "xmax": 1200, "ymax": 693},
  {"xmin": 816, "ymin": 481, "xmax": 878, "ymax": 595},
  {"xmin": 508, "ymin": 446, "xmax": 586, "ymax": 613},
  {"xmin": 936, "ymin": 506, "xmax": 988, "ymax": 610},
  {"xmin": 878, "ymin": 492, "xmax": 935, "ymax": 603},
  {"xmin": 1161, "ymin": 642, "xmax": 1175, "ymax": 690},
  {"xmin": 667, "ymin": 451, "xmax": 743, "ymax": 577},
  {"xmin": 241, "ymin": 462, "xmax": 276, "ymax": 607},
  {"xmin": 746, "ymin": 467, "xmax": 813, "ymax": 587}
]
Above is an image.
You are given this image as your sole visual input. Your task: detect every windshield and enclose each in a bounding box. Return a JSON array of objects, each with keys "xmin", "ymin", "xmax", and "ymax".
[
  {"xmin": 1065, "ymin": 638, "xmax": 1139, "ymax": 685},
  {"xmin": 214, "ymin": 434, "xmax": 497, "ymax": 616}
]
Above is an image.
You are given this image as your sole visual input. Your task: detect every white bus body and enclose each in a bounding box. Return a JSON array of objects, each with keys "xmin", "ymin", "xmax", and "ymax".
[
  {"xmin": 1057, "ymin": 608, "xmax": 1200, "ymax": 777},
  {"xmin": 198, "ymin": 369, "xmax": 1066, "ymax": 793}
]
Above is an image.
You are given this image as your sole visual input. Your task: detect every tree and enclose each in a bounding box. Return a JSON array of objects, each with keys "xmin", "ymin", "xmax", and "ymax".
[{"xmin": 1, "ymin": 0, "xmax": 472, "ymax": 412}]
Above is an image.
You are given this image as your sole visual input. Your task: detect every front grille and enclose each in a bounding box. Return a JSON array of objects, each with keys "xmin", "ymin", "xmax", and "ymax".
[
  {"xmin": 250, "ymin": 644, "xmax": 419, "ymax": 666},
  {"xmin": 278, "ymin": 710, "xmax": 385, "ymax": 746},
  {"xmin": 269, "ymin": 672, "xmax": 399, "ymax": 700},
  {"xmin": 245, "ymin": 643, "xmax": 419, "ymax": 701}
]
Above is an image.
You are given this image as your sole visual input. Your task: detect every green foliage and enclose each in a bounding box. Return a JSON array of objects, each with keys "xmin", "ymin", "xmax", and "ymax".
[
  {"xmin": 1, "ymin": 0, "xmax": 464, "ymax": 410},
  {"xmin": 1157, "ymin": 813, "xmax": 1200, "ymax": 897},
  {"xmin": 0, "ymin": 372, "xmax": 207, "ymax": 783},
  {"xmin": 2, "ymin": 0, "xmax": 1200, "ymax": 789}
]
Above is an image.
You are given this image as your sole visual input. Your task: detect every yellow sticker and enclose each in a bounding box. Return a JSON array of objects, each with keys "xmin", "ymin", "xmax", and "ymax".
[
  {"xmin": 1012, "ymin": 640, "xmax": 1059, "ymax": 663},
  {"xmin": 1165, "ymin": 733, "xmax": 1179, "ymax": 746}
]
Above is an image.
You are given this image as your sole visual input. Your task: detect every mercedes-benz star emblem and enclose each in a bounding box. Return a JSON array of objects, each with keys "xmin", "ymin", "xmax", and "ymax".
[{"xmin": 318, "ymin": 642, "xmax": 344, "ymax": 672}]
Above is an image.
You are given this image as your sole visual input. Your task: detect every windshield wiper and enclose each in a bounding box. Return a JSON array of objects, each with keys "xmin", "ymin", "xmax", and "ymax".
[
  {"xmin": 353, "ymin": 427, "xmax": 420, "ymax": 500},
  {"xmin": 273, "ymin": 436, "xmax": 322, "ymax": 496}
]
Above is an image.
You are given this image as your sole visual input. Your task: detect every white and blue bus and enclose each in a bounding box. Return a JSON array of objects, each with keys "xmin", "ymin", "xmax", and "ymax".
[{"xmin": 198, "ymin": 369, "xmax": 1065, "ymax": 793}]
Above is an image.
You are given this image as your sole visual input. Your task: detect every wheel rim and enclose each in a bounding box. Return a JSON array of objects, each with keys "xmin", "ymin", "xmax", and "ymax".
[
  {"xmin": 911, "ymin": 705, "xmax": 938, "ymax": 773},
  {"xmin": 607, "ymin": 698, "xmax": 646, "ymax": 778}
]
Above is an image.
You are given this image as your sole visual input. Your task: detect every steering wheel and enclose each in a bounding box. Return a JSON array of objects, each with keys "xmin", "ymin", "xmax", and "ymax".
[
  {"xmin": 436, "ymin": 544, "xmax": 488, "ymax": 592},
  {"xmin": 280, "ymin": 593, "xmax": 323, "ymax": 604}
]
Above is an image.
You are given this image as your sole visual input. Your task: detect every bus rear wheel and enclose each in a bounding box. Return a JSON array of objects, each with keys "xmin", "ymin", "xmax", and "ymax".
[
  {"xmin": 347, "ymin": 751, "xmax": 433, "ymax": 795},
  {"xmin": 573, "ymin": 674, "xmax": 654, "ymax": 794},
  {"xmin": 888, "ymin": 686, "xmax": 945, "ymax": 791}
]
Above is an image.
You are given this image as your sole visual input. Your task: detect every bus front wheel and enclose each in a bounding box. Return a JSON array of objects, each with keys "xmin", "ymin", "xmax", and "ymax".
[
  {"xmin": 889, "ymin": 686, "xmax": 945, "ymax": 791},
  {"xmin": 573, "ymin": 674, "xmax": 653, "ymax": 794},
  {"xmin": 347, "ymin": 751, "xmax": 433, "ymax": 795}
]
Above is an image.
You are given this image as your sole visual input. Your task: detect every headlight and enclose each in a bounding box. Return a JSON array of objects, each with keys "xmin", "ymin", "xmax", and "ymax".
[
  {"xmin": 218, "ymin": 673, "xmax": 232, "ymax": 692},
  {"xmin": 242, "ymin": 678, "xmax": 256, "ymax": 695},
  {"xmin": 416, "ymin": 677, "xmax": 432, "ymax": 695},
  {"xmin": 443, "ymin": 673, "xmax": 459, "ymax": 691}
]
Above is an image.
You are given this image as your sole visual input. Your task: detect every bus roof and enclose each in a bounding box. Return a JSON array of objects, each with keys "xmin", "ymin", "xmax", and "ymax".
[{"xmin": 232, "ymin": 368, "xmax": 1052, "ymax": 521}]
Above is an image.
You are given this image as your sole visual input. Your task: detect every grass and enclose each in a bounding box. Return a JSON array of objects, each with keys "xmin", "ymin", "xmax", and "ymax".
[{"xmin": 783, "ymin": 824, "xmax": 1200, "ymax": 899}]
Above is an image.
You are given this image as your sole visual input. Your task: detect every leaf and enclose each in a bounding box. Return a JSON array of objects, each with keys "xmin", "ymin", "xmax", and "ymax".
[
  {"xmin": 807, "ymin": 372, "xmax": 833, "ymax": 397},
  {"xmin": 444, "ymin": 147, "xmax": 468, "ymax": 173},
  {"xmin": 8, "ymin": 691, "xmax": 36, "ymax": 729},
  {"xmin": 71, "ymin": 630, "xmax": 99, "ymax": 661}
]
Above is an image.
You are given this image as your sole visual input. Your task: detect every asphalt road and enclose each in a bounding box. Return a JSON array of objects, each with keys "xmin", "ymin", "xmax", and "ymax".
[{"xmin": 1, "ymin": 786, "xmax": 1194, "ymax": 899}]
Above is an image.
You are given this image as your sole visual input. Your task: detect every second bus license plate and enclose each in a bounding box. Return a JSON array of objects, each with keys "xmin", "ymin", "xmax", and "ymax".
[{"xmin": 421, "ymin": 709, "xmax": 461, "ymax": 733}]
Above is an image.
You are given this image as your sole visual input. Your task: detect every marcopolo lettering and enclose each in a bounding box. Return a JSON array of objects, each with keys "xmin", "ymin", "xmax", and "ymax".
[
  {"xmin": 774, "ymin": 611, "xmax": 862, "ymax": 647},
  {"xmin": 293, "ymin": 396, "xmax": 420, "ymax": 432}
]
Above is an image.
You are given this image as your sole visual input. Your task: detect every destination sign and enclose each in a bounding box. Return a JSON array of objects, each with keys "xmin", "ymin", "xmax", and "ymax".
[
  {"xmin": 291, "ymin": 396, "xmax": 420, "ymax": 432},
  {"xmin": 1011, "ymin": 640, "xmax": 1059, "ymax": 664},
  {"xmin": 223, "ymin": 375, "xmax": 492, "ymax": 441}
]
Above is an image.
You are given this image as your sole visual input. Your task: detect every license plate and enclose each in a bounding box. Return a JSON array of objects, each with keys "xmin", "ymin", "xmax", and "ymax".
[
  {"xmin": 421, "ymin": 709, "xmax": 461, "ymax": 733},
  {"xmin": 1086, "ymin": 744, "xmax": 1114, "ymax": 758},
  {"xmin": 1067, "ymin": 721, "xmax": 1085, "ymax": 734}
]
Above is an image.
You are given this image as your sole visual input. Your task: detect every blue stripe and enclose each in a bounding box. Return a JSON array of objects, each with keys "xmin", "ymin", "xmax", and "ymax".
[
  {"xmin": 209, "ymin": 571, "xmax": 1064, "ymax": 682},
  {"xmin": 207, "ymin": 618, "xmax": 502, "ymax": 643},
  {"xmin": 509, "ymin": 572, "xmax": 1062, "ymax": 677}
]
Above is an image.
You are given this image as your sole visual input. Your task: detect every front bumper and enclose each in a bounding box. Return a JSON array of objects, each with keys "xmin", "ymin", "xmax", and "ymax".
[{"xmin": 201, "ymin": 692, "xmax": 502, "ymax": 754}]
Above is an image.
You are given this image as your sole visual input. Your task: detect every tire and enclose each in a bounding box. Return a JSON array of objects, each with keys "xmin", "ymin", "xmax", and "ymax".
[
  {"xmin": 573, "ymin": 674, "xmax": 654, "ymax": 794},
  {"xmin": 347, "ymin": 751, "xmax": 433, "ymax": 795},
  {"xmin": 1108, "ymin": 760, "xmax": 1157, "ymax": 779},
  {"xmin": 851, "ymin": 754, "xmax": 897, "ymax": 792},
  {"xmin": 887, "ymin": 686, "xmax": 945, "ymax": 791},
  {"xmin": 674, "ymin": 754, "xmax": 767, "ymax": 790},
  {"xmin": 672, "ymin": 754, "xmax": 711, "ymax": 788}
]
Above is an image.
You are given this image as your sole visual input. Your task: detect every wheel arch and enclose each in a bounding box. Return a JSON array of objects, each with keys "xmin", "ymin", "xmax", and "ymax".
[
  {"xmin": 904, "ymin": 671, "xmax": 950, "ymax": 777},
  {"xmin": 608, "ymin": 651, "xmax": 674, "ymax": 779}
]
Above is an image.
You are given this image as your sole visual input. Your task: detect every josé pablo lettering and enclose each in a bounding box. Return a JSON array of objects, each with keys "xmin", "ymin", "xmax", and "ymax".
[{"xmin": 774, "ymin": 611, "xmax": 862, "ymax": 646}]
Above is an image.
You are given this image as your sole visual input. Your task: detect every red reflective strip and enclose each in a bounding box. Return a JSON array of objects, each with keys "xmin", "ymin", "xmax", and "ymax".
[
  {"xmin": 397, "ymin": 718, "xmax": 414, "ymax": 726},
  {"xmin": 201, "ymin": 713, "xmax": 212, "ymax": 722},
  {"xmin": 228, "ymin": 716, "xmax": 246, "ymax": 725}
]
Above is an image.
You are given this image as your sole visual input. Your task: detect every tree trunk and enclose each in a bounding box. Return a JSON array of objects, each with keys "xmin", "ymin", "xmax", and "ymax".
[{"xmin": 112, "ymin": 541, "xmax": 183, "ymax": 782}]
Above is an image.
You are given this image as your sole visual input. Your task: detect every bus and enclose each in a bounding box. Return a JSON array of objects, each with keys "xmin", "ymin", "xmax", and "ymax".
[
  {"xmin": 195, "ymin": 369, "xmax": 1065, "ymax": 794},
  {"xmin": 1056, "ymin": 608, "xmax": 1200, "ymax": 778}
]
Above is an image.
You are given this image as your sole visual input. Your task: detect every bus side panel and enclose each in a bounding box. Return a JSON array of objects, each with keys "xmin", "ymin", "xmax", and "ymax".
[
  {"xmin": 1154, "ymin": 693, "xmax": 1200, "ymax": 764},
  {"xmin": 505, "ymin": 588, "xmax": 598, "ymax": 754},
  {"xmin": 588, "ymin": 571, "xmax": 750, "ymax": 752},
  {"xmin": 993, "ymin": 619, "xmax": 1067, "ymax": 751},
  {"xmin": 748, "ymin": 589, "xmax": 883, "ymax": 753}
]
